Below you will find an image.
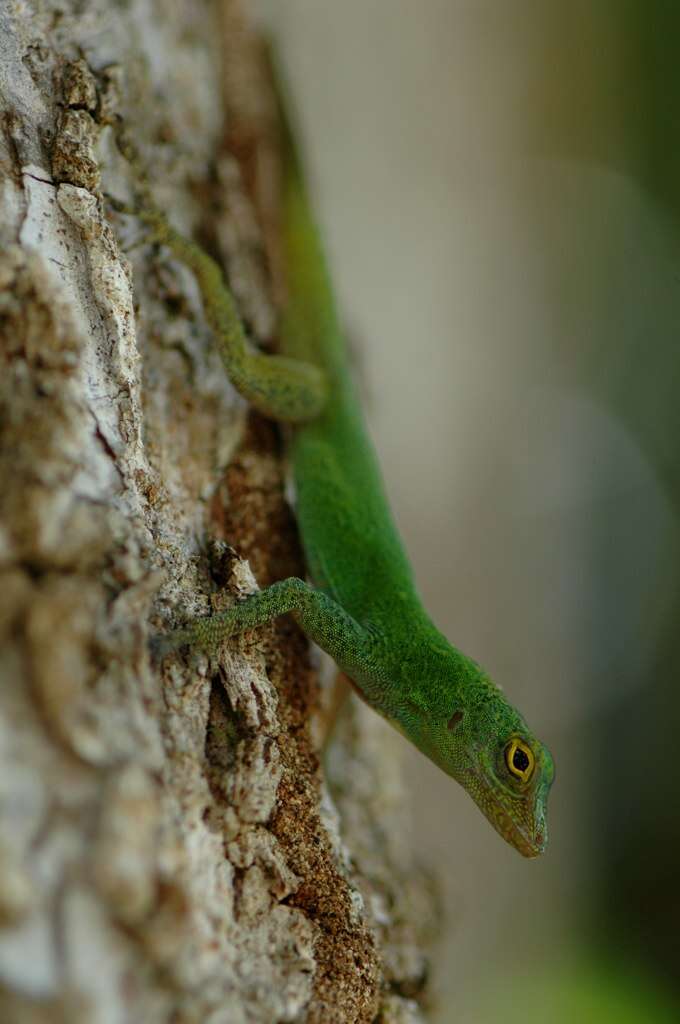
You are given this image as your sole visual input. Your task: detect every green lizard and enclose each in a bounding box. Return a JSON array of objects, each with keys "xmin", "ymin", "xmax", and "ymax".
[{"xmin": 128, "ymin": 69, "xmax": 554, "ymax": 859}]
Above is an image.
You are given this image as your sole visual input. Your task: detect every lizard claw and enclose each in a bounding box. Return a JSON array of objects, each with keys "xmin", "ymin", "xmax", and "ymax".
[
  {"xmin": 148, "ymin": 632, "xmax": 182, "ymax": 668},
  {"xmin": 106, "ymin": 194, "xmax": 168, "ymax": 249},
  {"xmin": 149, "ymin": 626, "xmax": 194, "ymax": 668},
  {"xmin": 148, "ymin": 633, "xmax": 171, "ymax": 668},
  {"xmin": 105, "ymin": 193, "xmax": 137, "ymax": 217}
]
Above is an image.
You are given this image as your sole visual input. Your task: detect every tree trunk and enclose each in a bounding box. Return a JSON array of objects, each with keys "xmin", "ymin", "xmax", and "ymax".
[{"xmin": 0, "ymin": 2, "xmax": 437, "ymax": 1021}]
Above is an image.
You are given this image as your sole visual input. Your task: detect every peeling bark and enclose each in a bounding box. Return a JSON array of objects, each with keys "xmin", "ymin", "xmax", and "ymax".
[{"xmin": 0, "ymin": 2, "xmax": 438, "ymax": 1021}]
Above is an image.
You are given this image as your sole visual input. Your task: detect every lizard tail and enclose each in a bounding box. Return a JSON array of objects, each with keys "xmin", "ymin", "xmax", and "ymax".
[{"xmin": 265, "ymin": 44, "xmax": 348, "ymax": 383}]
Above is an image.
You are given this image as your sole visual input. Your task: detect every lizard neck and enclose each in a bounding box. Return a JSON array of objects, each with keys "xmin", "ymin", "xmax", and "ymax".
[{"xmin": 347, "ymin": 612, "xmax": 483, "ymax": 724}]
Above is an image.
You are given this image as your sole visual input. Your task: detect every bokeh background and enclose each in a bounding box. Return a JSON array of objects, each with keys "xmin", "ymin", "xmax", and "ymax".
[{"xmin": 258, "ymin": 2, "xmax": 680, "ymax": 1021}]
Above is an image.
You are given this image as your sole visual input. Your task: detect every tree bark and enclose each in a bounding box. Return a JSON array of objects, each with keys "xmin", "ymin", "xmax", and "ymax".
[{"xmin": 0, "ymin": 2, "xmax": 437, "ymax": 1021}]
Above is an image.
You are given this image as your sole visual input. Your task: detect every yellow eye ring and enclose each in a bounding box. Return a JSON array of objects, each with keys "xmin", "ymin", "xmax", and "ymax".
[{"xmin": 505, "ymin": 738, "xmax": 535, "ymax": 783}]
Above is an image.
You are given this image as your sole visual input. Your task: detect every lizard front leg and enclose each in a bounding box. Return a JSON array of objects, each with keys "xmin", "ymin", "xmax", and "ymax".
[{"xmin": 153, "ymin": 576, "xmax": 370, "ymax": 675}]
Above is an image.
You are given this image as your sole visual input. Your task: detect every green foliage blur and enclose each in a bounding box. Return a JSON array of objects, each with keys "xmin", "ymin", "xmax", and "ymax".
[
  {"xmin": 476, "ymin": 952, "xmax": 679, "ymax": 1024},
  {"xmin": 485, "ymin": 2, "xmax": 680, "ymax": 1018}
]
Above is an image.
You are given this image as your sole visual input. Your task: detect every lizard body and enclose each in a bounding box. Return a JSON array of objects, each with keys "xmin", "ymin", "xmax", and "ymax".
[{"xmin": 132, "ymin": 68, "xmax": 554, "ymax": 858}]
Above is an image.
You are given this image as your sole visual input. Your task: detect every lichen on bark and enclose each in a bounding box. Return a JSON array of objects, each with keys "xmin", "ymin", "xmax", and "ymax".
[{"xmin": 0, "ymin": 2, "xmax": 438, "ymax": 1021}]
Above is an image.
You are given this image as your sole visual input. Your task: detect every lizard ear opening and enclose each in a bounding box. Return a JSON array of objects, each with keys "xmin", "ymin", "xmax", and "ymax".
[{"xmin": 447, "ymin": 710, "xmax": 464, "ymax": 730}]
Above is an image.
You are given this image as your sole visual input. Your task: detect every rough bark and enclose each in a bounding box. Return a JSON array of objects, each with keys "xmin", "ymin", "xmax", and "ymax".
[{"xmin": 0, "ymin": 2, "xmax": 437, "ymax": 1021}]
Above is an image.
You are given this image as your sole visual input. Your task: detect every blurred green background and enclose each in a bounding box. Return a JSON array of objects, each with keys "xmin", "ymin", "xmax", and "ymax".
[{"xmin": 260, "ymin": 2, "xmax": 680, "ymax": 1020}]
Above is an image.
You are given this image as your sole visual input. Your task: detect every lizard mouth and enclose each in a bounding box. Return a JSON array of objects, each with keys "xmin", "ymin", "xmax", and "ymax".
[{"xmin": 471, "ymin": 771, "xmax": 546, "ymax": 858}]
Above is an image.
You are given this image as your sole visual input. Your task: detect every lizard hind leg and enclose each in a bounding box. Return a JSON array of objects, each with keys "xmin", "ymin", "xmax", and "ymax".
[
  {"xmin": 318, "ymin": 670, "xmax": 352, "ymax": 752},
  {"xmin": 111, "ymin": 198, "xmax": 327, "ymax": 424}
]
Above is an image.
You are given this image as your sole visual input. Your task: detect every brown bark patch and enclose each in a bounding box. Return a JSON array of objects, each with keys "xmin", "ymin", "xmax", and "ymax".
[{"xmin": 209, "ymin": 413, "xmax": 382, "ymax": 1023}]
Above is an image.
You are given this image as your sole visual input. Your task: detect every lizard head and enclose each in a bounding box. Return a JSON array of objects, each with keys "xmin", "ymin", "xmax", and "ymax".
[
  {"xmin": 446, "ymin": 679, "xmax": 555, "ymax": 857},
  {"xmin": 458, "ymin": 720, "xmax": 555, "ymax": 858},
  {"xmin": 401, "ymin": 666, "xmax": 554, "ymax": 857}
]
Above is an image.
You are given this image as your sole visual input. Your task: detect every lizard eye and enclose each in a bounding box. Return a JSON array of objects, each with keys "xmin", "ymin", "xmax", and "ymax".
[{"xmin": 505, "ymin": 738, "xmax": 534, "ymax": 783}]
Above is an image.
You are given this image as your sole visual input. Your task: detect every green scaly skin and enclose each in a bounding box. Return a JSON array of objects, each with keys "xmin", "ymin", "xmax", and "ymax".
[{"xmin": 134, "ymin": 78, "xmax": 554, "ymax": 859}]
